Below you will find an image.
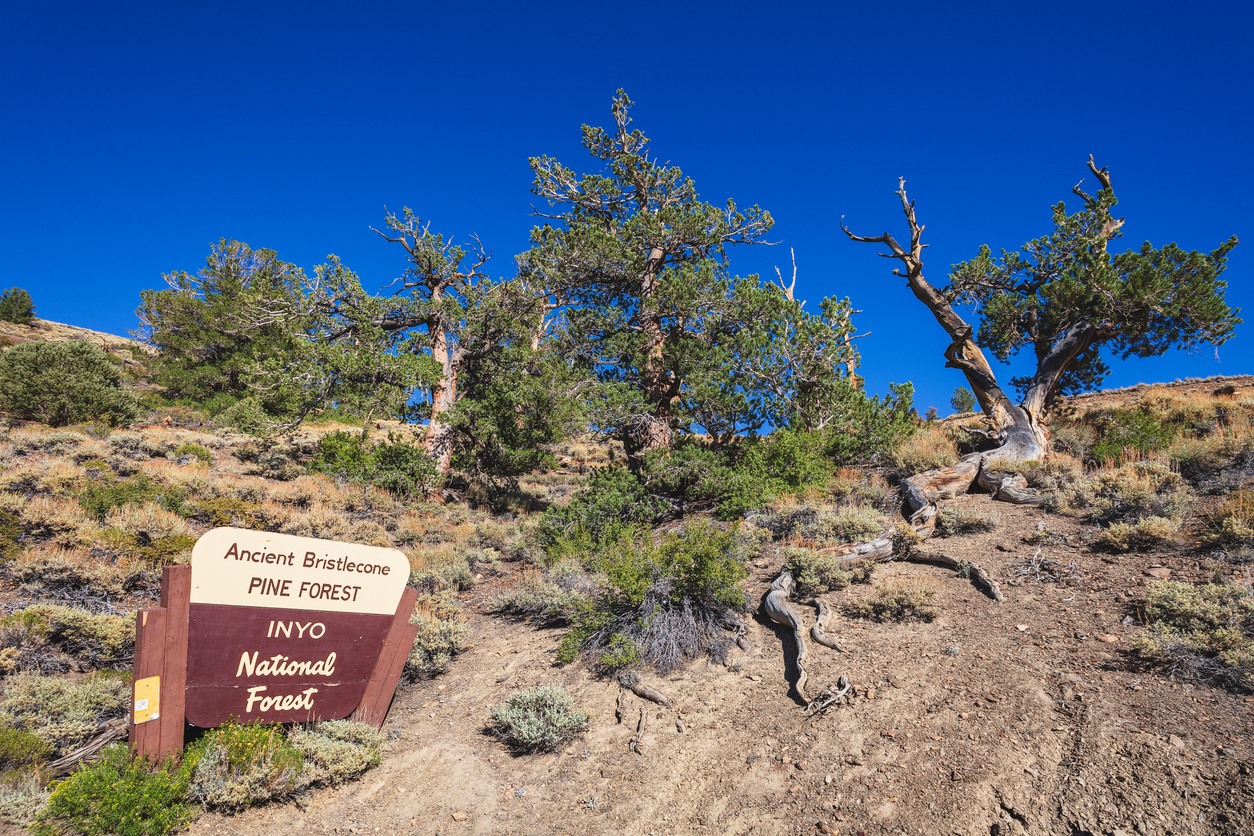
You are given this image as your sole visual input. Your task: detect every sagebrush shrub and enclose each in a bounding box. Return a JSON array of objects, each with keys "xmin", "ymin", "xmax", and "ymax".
[
  {"xmin": 0, "ymin": 672, "xmax": 129, "ymax": 756},
  {"xmin": 488, "ymin": 684, "xmax": 590, "ymax": 753},
  {"xmin": 0, "ymin": 341, "xmax": 139, "ymax": 427},
  {"xmin": 287, "ymin": 720, "xmax": 385, "ymax": 784},
  {"xmin": 0, "ymin": 605, "xmax": 134, "ymax": 672},
  {"xmin": 1133, "ymin": 580, "xmax": 1254, "ymax": 690},
  {"xmin": 935, "ymin": 505, "xmax": 1000, "ymax": 537},
  {"xmin": 187, "ymin": 722, "xmax": 304, "ymax": 810}
]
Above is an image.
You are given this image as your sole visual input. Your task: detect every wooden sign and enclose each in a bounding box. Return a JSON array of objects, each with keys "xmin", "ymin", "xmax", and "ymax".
[{"xmin": 184, "ymin": 528, "xmax": 410, "ymax": 728}]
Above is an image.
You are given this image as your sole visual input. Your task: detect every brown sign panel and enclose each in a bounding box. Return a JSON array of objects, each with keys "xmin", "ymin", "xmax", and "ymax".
[{"xmin": 186, "ymin": 528, "xmax": 409, "ymax": 728}]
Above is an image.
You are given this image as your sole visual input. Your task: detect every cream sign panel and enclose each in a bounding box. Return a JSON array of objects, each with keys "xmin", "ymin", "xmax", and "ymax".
[{"xmin": 190, "ymin": 527, "xmax": 409, "ymax": 615}]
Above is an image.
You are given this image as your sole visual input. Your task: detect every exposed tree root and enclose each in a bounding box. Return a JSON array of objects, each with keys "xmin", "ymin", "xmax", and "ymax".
[
  {"xmin": 810, "ymin": 599, "xmax": 842, "ymax": 651},
  {"xmin": 628, "ymin": 705, "xmax": 648, "ymax": 754},
  {"xmin": 907, "ymin": 551, "xmax": 1004, "ymax": 602},
  {"xmin": 618, "ymin": 670, "xmax": 673, "ymax": 709}
]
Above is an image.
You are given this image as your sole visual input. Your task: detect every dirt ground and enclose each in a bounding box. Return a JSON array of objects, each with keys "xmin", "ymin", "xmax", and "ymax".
[{"xmin": 183, "ymin": 494, "xmax": 1253, "ymax": 836}]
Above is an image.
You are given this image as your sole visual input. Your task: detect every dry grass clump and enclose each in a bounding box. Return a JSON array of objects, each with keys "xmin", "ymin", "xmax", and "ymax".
[
  {"xmin": 934, "ymin": 504, "xmax": 1000, "ymax": 537},
  {"xmin": 404, "ymin": 590, "xmax": 469, "ymax": 680},
  {"xmin": 0, "ymin": 605, "xmax": 134, "ymax": 673},
  {"xmin": 18, "ymin": 496, "xmax": 96, "ymax": 546},
  {"xmin": 1170, "ymin": 426, "xmax": 1254, "ymax": 493},
  {"xmin": 1094, "ymin": 516, "xmax": 1180, "ymax": 552},
  {"xmin": 278, "ymin": 503, "xmax": 350, "ymax": 541},
  {"xmin": 891, "ymin": 426, "xmax": 959, "ymax": 475},
  {"xmin": 103, "ymin": 501, "xmax": 195, "ymax": 542},
  {"xmin": 847, "ymin": 578, "xmax": 938, "ymax": 622},
  {"xmin": 5, "ymin": 547, "xmax": 153, "ymax": 601},
  {"xmin": 751, "ymin": 502, "xmax": 888, "ymax": 547},
  {"xmin": 1204, "ymin": 490, "xmax": 1254, "ymax": 546},
  {"xmin": 136, "ymin": 459, "xmax": 210, "ymax": 493},
  {"xmin": 829, "ymin": 468, "xmax": 897, "ymax": 514},
  {"xmin": 1058, "ymin": 458, "xmax": 1193, "ymax": 524},
  {"xmin": 407, "ymin": 544, "xmax": 475, "ymax": 591}
]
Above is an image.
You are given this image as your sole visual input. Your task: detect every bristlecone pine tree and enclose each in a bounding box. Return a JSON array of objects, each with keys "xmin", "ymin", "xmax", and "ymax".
[{"xmin": 843, "ymin": 156, "xmax": 1240, "ymax": 521}]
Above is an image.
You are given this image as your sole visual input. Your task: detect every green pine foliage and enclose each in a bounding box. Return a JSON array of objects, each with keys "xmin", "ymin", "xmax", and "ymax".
[
  {"xmin": 539, "ymin": 466, "xmax": 670, "ymax": 550},
  {"xmin": 0, "ymin": 340, "xmax": 139, "ymax": 426},
  {"xmin": 0, "ymin": 288, "xmax": 35, "ymax": 325},
  {"xmin": 136, "ymin": 239, "xmax": 309, "ymax": 418},
  {"xmin": 949, "ymin": 386, "xmax": 977, "ymax": 414},
  {"xmin": 309, "ymin": 431, "xmax": 441, "ymax": 497}
]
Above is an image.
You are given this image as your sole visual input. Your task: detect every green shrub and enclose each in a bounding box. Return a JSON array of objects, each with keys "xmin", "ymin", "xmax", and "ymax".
[
  {"xmin": 403, "ymin": 591, "xmax": 469, "ymax": 680},
  {"xmin": 74, "ymin": 474, "xmax": 187, "ymax": 521},
  {"xmin": 213, "ymin": 396, "xmax": 271, "ymax": 435},
  {"xmin": 0, "ymin": 726, "xmax": 54, "ymax": 772},
  {"xmin": 0, "ymin": 341, "xmax": 140, "ymax": 427},
  {"xmin": 1133, "ymin": 580, "xmax": 1254, "ymax": 690},
  {"xmin": 558, "ymin": 521, "xmax": 749, "ymax": 673},
  {"xmin": 539, "ymin": 466, "xmax": 669, "ymax": 550},
  {"xmin": 310, "ymin": 431, "xmax": 440, "ymax": 497},
  {"xmin": 1086, "ymin": 408, "xmax": 1178, "ymax": 464},
  {"xmin": 287, "ymin": 720, "xmax": 385, "ymax": 784},
  {"xmin": 0, "ymin": 605, "xmax": 134, "ymax": 672},
  {"xmin": 847, "ymin": 580, "xmax": 938, "ymax": 622},
  {"xmin": 0, "ymin": 672, "xmax": 129, "ymax": 756},
  {"xmin": 174, "ymin": 443, "xmax": 213, "ymax": 464},
  {"xmin": 783, "ymin": 547, "xmax": 852, "ymax": 596},
  {"xmin": 488, "ymin": 684, "xmax": 590, "ymax": 753},
  {"xmin": 0, "ymin": 289, "xmax": 35, "ymax": 325},
  {"xmin": 31, "ymin": 745, "xmax": 195, "ymax": 836},
  {"xmin": 187, "ymin": 721, "xmax": 304, "ymax": 810},
  {"xmin": 183, "ymin": 496, "xmax": 263, "ymax": 528}
]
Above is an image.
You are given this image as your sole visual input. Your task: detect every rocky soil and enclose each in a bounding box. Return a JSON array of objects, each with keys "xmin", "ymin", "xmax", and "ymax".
[{"xmin": 186, "ymin": 495, "xmax": 1253, "ymax": 836}]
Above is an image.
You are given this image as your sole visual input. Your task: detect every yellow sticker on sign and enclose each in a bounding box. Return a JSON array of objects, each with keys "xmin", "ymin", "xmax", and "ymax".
[{"xmin": 133, "ymin": 675, "xmax": 160, "ymax": 724}]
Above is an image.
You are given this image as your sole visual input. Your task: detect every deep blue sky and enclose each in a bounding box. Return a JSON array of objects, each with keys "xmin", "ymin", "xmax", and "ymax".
[{"xmin": 2, "ymin": 1, "xmax": 1250, "ymax": 414}]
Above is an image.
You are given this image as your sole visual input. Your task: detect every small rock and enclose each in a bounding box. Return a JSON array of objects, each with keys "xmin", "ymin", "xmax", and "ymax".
[
  {"xmin": 1220, "ymin": 748, "xmax": 1236, "ymax": 757},
  {"xmin": 974, "ymin": 700, "xmax": 984, "ymax": 708},
  {"xmin": 746, "ymin": 755, "xmax": 758, "ymax": 764},
  {"xmin": 451, "ymin": 812, "xmax": 468, "ymax": 821},
  {"xmin": 817, "ymin": 821, "xmax": 831, "ymax": 834},
  {"xmin": 796, "ymin": 760, "xmax": 807, "ymax": 770},
  {"xmin": 1168, "ymin": 734, "xmax": 1185, "ymax": 748},
  {"xmin": 996, "ymin": 542, "xmax": 1013, "ymax": 552},
  {"xmin": 944, "ymin": 646, "xmax": 961, "ymax": 656},
  {"xmin": 1074, "ymin": 632, "xmax": 1089, "ymax": 640},
  {"xmin": 865, "ymin": 688, "xmax": 876, "ymax": 701},
  {"xmin": 1144, "ymin": 566, "xmax": 1172, "ymax": 579},
  {"xmin": 959, "ymin": 712, "xmax": 970, "ymax": 719},
  {"xmin": 1096, "ymin": 634, "xmax": 1119, "ymax": 643},
  {"xmin": 749, "ymin": 675, "xmax": 763, "ymax": 682},
  {"xmin": 1016, "ymin": 624, "xmax": 1029, "ymax": 632},
  {"xmin": 676, "ymin": 718, "xmax": 686, "ymax": 733},
  {"xmin": 1112, "ymin": 829, "xmax": 1129, "ymax": 836},
  {"xmin": 824, "ymin": 774, "xmax": 833, "ymax": 784}
]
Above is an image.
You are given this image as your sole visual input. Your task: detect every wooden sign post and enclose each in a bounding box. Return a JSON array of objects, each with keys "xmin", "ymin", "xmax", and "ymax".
[{"xmin": 130, "ymin": 528, "xmax": 420, "ymax": 762}]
